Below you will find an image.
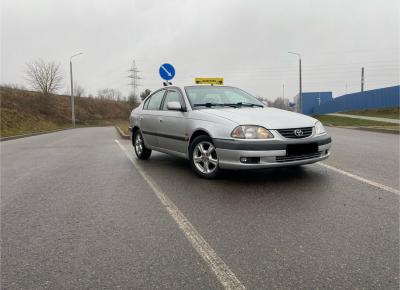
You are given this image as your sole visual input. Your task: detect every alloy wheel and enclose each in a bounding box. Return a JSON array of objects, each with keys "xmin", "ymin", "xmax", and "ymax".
[
  {"xmin": 193, "ymin": 141, "xmax": 218, "ymax": 174},
  {"xmin": 135, "ymin": 133, "xmax": 143, "ymax": 156}
]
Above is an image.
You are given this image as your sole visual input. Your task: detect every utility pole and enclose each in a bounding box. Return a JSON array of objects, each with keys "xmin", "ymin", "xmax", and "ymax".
[
  {"xmin": 288, "ymin": 52, "xmax": 302, "ymax": 113},
  {"xmin": 128, "ymin": 60, "xmax": 141, "ymax": 102},
  {"xmin": 69, "ymin": 52, "xmax": 83, "ymax": 128},
  {"xmin": 299, "ymin": 58, "xmax": 302, "ymax": 112},
  {"xmin": 361, "ymin": 67, "xmax": 365, "ymax": 92},
  {"xmin": 282, "ymin": 83, "xmax": 285, "ymax": 107}
]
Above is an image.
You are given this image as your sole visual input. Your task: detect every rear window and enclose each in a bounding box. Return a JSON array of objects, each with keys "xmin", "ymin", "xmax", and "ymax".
[{"xmin": 145, "ymin": 90, "xmax": 165, "ymax": 110}]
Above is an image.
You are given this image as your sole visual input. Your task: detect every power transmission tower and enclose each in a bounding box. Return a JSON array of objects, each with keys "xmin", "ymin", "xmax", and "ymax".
[{"xmin": 128, "ymin": 60, "xmax": 141, "ymax": 102}]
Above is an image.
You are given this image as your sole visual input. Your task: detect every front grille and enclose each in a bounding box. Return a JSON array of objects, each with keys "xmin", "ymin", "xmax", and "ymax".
[
  {"xmin": 277, "ymin": 127, "xmax": 313, "ymax": 139},
  {"xmin": 276, "ymin": 152, "xmax": 322, "ymax": 163}
]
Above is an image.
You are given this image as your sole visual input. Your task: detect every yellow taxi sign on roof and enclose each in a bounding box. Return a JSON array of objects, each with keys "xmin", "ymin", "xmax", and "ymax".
[{"xmin": 194, "ymin": 77, "xmax": 224, "ymax": 85}]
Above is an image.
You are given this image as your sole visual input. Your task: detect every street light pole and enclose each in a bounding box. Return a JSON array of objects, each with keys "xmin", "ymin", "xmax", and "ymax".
[
  {"xmin": 288, "ymin": 52, "xmax": 302, "ymax": 113},
  {"xmin": 69, "ymin": 52, "xmax": 83, "ymax": 128}
]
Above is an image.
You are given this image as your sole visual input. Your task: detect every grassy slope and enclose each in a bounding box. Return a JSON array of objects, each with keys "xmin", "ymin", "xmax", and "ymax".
[
  {"xmin": 1, "ymin": 108, "xmax": 65, "ymax": 136},
  {"xmin": 0, "ymin": 87, "xmax": 136, "ymax": 137},
  {"xmin": 340, "ymin": 107, "xmax": 399, "ymax": 119}
]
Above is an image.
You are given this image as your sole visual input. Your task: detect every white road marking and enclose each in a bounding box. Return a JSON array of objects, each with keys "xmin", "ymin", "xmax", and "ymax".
[
  {"xmin": 115, "ymin": 140, "xmax": 245, "ymax": 290},
  {"xmin": 319, "ymin": 162, "xmax": 400, "ymax": 195}
]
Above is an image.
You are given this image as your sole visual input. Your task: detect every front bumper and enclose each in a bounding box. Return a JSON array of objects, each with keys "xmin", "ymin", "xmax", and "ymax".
[{"xmin": 213, "ymin": 134, "xmax": 331, "ymax": 170}]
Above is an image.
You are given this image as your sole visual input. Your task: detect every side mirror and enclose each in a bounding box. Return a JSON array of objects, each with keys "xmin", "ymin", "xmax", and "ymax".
[{"xmin": 167, "ymin": 101, "xmax": 182, "ymax": 111}]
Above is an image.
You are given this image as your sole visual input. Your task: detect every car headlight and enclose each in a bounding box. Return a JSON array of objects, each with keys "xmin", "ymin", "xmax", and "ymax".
[
  {"xmin": 315, "ymin": 121, "xmax": 326, "ymax": 135},
  {"xmin": 231, "ymin": 125, "xmax": 274, "ymax": 139}
]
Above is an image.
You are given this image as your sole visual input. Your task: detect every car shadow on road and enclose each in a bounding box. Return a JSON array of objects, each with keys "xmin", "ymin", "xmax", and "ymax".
[{"xmin": 137, "ymin": 153, "xmax": 328, "ymax": 187}]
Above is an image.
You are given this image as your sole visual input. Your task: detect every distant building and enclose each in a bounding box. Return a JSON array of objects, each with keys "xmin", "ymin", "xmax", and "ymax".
[{"xmin": 294, "ymin": 85, "xmax": 399, "ymax": 115}]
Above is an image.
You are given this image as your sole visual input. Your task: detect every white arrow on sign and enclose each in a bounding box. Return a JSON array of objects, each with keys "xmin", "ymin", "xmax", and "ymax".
[{"xmin": 161, "ymin": 65, "xmax": 172, "ymax": 77}]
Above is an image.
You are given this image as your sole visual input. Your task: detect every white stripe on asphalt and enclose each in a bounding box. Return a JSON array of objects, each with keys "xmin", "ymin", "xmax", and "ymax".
[
  {"xmin": 114, "ymin": 140, "xmax": 245, "ymax": 290},
  {"xmin": 319, "ymin": 162, "xmax": 400, "ymax": 195}
]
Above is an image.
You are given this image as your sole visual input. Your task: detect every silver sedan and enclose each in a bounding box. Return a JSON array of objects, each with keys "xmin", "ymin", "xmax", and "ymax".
[{"xmin": 129, "ymin": 85, "xmax": 331, "ymax": 178}]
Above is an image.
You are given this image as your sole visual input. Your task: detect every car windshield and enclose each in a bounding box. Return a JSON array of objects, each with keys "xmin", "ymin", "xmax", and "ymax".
[{"xmin": 184, "ymin": 86, "xmax": 265, "ymax": 109}]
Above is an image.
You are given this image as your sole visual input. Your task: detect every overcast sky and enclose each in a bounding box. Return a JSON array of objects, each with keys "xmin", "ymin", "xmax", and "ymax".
[{"xmin": 1, "ymin": 0, "xmax": 399, "ymax": 100}]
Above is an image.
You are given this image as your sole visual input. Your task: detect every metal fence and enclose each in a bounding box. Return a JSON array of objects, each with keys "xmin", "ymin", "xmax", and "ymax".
[
  {"xmin": 311, "ymin": 85, "xmax": 399, "ymax": 115},
  {"xmin": 300, "ymin": 92, "xmax": 332, "ymax": 115}
]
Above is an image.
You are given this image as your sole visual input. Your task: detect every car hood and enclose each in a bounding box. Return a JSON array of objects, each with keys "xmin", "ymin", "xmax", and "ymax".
[{"xmin": 200, "ymin": 107, "xmax": 317, "ymax": 129}]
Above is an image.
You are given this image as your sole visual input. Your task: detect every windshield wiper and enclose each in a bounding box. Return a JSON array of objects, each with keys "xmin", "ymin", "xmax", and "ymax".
[
  {"xmin": 224, "ymin": 102, "xmax": 264, "ymax": 108},
  {"xmin": 193, "ymin": 103, "xmax": 237, "ymax": 108}
]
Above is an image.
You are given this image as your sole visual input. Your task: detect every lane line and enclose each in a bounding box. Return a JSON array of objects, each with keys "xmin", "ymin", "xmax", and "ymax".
[
  {"xmin": 319, "ymin": 162, "xmax": 400, "ymax": 195},
  {"xmin": 115, "ymin": 140, "xmax": 245, "ymax": 290}
]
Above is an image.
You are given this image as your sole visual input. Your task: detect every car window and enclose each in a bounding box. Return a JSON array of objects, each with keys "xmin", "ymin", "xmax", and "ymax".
[
  {"xmin": 143, "ymin": 96, "xmax": 151, "ymax": 109},
  {"xmin": 146, "ymin": 90, "xmax": 165, "ymax": 110},
  {"xmin": 162, "ymin": 90, "xmax": 182, "ymax": 110}
]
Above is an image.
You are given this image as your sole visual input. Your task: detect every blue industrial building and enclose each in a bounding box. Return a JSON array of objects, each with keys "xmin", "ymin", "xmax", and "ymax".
[{"xmin": 296, "ymin": 85, "xmax": 399, "ymax": 115}]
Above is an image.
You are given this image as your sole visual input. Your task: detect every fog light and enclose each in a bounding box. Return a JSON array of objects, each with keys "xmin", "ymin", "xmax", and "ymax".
[{"xmin": 240, "ymin": 157, "xmax": 260, "ymax": 164}]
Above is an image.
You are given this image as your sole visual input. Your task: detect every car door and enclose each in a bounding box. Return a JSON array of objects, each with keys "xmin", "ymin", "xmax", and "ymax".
[
  {"xmin": 157, "ymin": 89, "xmax": 188, "ymax": 153},
  {"xmin": 140, "ymin": 89, "xmax": 166, "ymax": 148}
]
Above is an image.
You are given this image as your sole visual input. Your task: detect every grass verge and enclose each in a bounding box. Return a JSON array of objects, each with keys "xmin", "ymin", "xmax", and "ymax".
[
  {"xmin": 314, "ymin": 114, "xmax": 399, "ymax": 133},
  {"xmin": 340, "ymin": 107, "xmax": 399, "ymax": 119},
  {"xmin": 314, "ymin": 114, "xmax": 397, "ymax": 127},
  {"xmin": 116, "ymin": 122, "xmax": 130, "ymax": 135}
]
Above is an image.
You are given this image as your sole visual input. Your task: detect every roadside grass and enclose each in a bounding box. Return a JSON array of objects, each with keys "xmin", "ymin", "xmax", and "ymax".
[
  {"xmin": 1, "ymin": 108, "xmax": 68, "ymax": 137},
  {"xmin": 116, "ymin": 122, "xmax": 130, "ymax": 135},
  {"xmin": 314, "ymin": 114, "xmax": 399, "ymax": 129},
  {"xmin": 1, "ymin": 108, "xmax": 129, "ymax": 138},
  {"xmin": 340, "ymin": 107, "xmax": 399, "ymax": 119}
]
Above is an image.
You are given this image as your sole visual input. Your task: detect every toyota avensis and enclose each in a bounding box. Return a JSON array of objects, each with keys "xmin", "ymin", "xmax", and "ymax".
[{"xmin": 129, "ymin": 85, "xmax": 331, "ymax": 178}]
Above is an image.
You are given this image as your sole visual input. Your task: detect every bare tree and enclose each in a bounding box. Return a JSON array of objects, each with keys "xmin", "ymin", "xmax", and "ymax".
[
  {"xmin": 269, "ymin": 97, "xmax": 291, "ymax": 111},
  {"xmin": 26, "ymin": 59, "xmax": 64, "ymax": 94},
  {"xmin": 97, "ymin": 88, "xmax": 123, "ymax": 100},
  {"xmin": 140, "ymin": 89, "xmax": 151, "ymax": 101},
  {"xmin": 74, "ymin": 83, "xmax": 85, "ymax": 97},
  {"xmin": 1, "ymin": 83, "xmax": 26, "ymax": 90},
  {"xmin": 255, "ymin": 95, "xmax": 272, "ymax": 106}
]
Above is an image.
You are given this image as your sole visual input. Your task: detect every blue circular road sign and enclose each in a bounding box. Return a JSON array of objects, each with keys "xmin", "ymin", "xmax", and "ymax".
[{"xmin": 159, "ymin": 63, "xmax": 175, "ymax": 81}]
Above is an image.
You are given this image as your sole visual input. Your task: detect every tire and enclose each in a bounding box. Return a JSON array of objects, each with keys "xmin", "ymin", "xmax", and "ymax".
[
  {"xmin": 189, "ymin": 135, "xmax": 220, "ymax": 179},
  {"xmin": 133, "ymin": 130, "xmax": 152, "ymax": 160}
]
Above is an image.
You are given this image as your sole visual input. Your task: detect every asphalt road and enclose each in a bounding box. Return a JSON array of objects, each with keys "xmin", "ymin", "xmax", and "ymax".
[{"xmin": 1, "ymin": 127, "xmax": 399, "ymax": 289}]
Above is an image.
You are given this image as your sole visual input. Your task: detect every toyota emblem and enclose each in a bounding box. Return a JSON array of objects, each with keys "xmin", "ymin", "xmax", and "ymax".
[{"xmin": 294, "ymin": 129, "xmax": 303, "ymax": 136}]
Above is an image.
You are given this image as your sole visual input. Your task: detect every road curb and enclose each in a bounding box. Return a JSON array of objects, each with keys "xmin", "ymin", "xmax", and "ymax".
[
  {"xmin": 324, "ymin": 124, "xmax": 399, "ymax": 135},
  {"xmin": 115, "ymin": 126, "xmax": 130, "ymax": 139},
  {"xmin": 0, "ymin": 128, "xmax": 72, "ymax": 142}
]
